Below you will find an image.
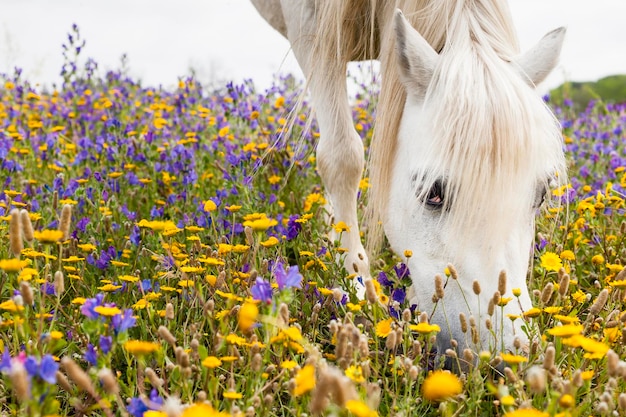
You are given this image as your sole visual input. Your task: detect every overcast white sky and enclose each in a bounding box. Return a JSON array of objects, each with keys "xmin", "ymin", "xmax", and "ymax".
[{"xmin": 1, "ymin": 0, "xmax": 624, "ymax": 92}]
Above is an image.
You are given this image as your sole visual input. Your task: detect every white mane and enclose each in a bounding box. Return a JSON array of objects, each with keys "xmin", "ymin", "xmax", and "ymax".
[{"xmin": 415, "ymin": 1, "xmax": 566, "ymax": 256}]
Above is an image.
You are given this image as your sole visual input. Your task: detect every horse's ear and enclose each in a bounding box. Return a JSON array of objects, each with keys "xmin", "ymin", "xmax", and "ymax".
[
  {"xmin": 517, "ymin": 27, "xmax": 566, "ymax": 86},
  {"xmin": 394, "ymin": 9, "xmax": 438, "ymax": 98}
]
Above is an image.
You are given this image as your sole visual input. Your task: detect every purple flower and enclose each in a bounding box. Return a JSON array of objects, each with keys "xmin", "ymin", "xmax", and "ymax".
[
  {"xmin": 112, "ymin": 309, "xmax": 136, "ymax": 333},
  {"xmin": 81, "ymin": 293, "xmax": 105, "ymax": 319},
  {"xmin": 39, "ymin": 354, "xmax": 59, "ymax": 384},
  {"xmin": 394, "ymin": 263, "xmax": 410, "ymax": 280},
  {"xmin": 392, "ymin": 288, "xmax": 406, "ymax": 304},
  {"xmin": 377, "ymin": 271, "xmax": 392, "ymax": 287},
  {"xmin": 127, "ymin": 397, "xmax": 149, "ymax": 417},
  {"xmin": 100, "ymin": 335, "xmax": 113, "ymax": 354},
  {"xmin": 251, "ymin": 277, "xmax": 272, "ymax": 303},
  {"xmin": 285, "ymin": 215, "xmax": 302, "ymax": 240},
  {"xmin": 85, "ymin": 344, "xmax": 97, "ymax": 366},
  {"xmin": 23, "ymin": 354, "xmax": 59, "ymax": 384},
  {"xmin": 24, "ymin": 356, "xmax": 38, "ymax": 377},
  {"xmin": 274, "ymin": 262, "xmax": 302, "ymax": 290},
  {"xmin": 129, "ymin": 225, "xmax": 141, "ymax": 246},
  {"xmin": 0, "ymin": 349, "xmax": 11, "ymax": 373}
]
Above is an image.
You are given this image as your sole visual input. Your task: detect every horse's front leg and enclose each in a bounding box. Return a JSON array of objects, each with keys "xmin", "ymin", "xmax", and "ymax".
[{"xmin": 280, "ymin": 0, "xmax": 370, "ymax": 296}]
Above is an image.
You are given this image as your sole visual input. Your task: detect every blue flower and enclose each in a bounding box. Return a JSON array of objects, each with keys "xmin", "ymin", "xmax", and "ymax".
[
  {"xmin": 23, "ymin": 354, "xmax": 59, "ymax": 384},
  {"xmin": 392, "ymin": 288, "xmax": 406, "ymax": 304},
  {"xmin": 85, "ymin": 344, "xmax": 97, "ymax": 366},
  {"xmin": 127, "ymin": 397, "xmax": 149, "ymax": 417},
  {"xmin": 39, "ymin": 355, "xmax": 59, "ymax": 384},
  {"xmin": 377, "ymin": 271, "xmax": 392, "ymax": 287},
  {"xmin": 394, "ymin": 263, "xmax": 410, "ymax": 280},
  {"xmin": 100, "ymin": 335, "xmax": 113, "ymax": 355},
  {"xmin": 112, "ymin": 308, "xmax": 136, "ymax": 334},
  {"xmin": 251, "ymin": 277, "xmax": 272, "ymax": 303},
  {"xmin": 81, "ymin": 293, "xmax": 105, "ymax": 319},
  {"xmin": 0, "ymin": 349, "xmax": 11, "ymax": 373},
  {"xmin": 274, "ymin": 262, "xmax": 302, "ymax": 290}
]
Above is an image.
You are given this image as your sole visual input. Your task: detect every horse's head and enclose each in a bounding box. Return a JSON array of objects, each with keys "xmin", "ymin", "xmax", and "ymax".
[{"xmin": 385, "ymin": 10, "xmax": 566, "ymax": 361}]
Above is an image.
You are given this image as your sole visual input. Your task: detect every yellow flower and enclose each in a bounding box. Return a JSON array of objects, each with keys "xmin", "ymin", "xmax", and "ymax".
[
  {"xmin": 347, "ymin": 302, "xmax": 361, "ymax": 312},
  {"xmin": 132, "ymin": 299, "xmax": 149, "ymax": 310},
  {"xmin": 97, "ymin": 284, "xmax": 123, "ymax": 292},
  {"xmin": 268, "ymin": 175, "xmax": 281, "ymax": 185},
  {"xmin": 345, "ymin": 365, "xmax": 365, "ymax": 383},
  {"xmin": 260, "ymin": 236, "xmax": 280, "ymax": 247},
  {"xmin": 76, "ymin": 243, "xmax": 96, "ymax": 252},
  {"xmin": 0, "ymin": 300, "xmax": 24, "ymax": 312},
  {"xmin": 553, "ymin": 314, "xmax": 579, "ymax": 324},
  {"xmin": 280, "ymin": 360, "xmax": 298, "ymax": 370},
  {"xmin": 591, "ymin": 254, "xmax": 605, "ymax": 265},
  {"xmin": 119, "ymin": 275, "xmax": 140, "ymax": 282},
  {"xmin": 144, "ymin": 411, "xmax": 167, "ymax": 417},
  {"xmin": 136, "ymin": 219, "xmax": 178, "ymax": 232},
  {"xmin": 547, "ymin": 324, "xmax": 583, "ymax": 337},
  {"xmin": 562, "ymin": 335, "xmax": 609, "ymax": 357},
  {"xmin": 33, "ymin": 229, "xmax": 64, "ymax": 243},
  {"xmin": 237, "ymin": 302, "xmax": 259, "ymax": 332},
  {"xmin": 500, "ymin": 395, "xmax": 516, "ymax": 406},
  {"xmin": 62, "ymin": 256, "xmax": 85, "ymax": 262},
  {"xmin": 609, "ymin": 280, "xmax": 626, "ymax": 288},
  {"xmin": 0, "ymin": 259, "xmax": 29, "ymax": 272},
  {"xmin": 559, "ymin": 250, "xmax": 575, "ymax": 261},
  {"xmin": 283, "ymin": 326, "xmax": 303, "ymax": 342},
  {"xmin": 559, "ymin": 394, "xmax": 575, "ymax": 408},
  {"xmin": 540, "ymin": 252, "xmax": 562, "ymax": 272},
  {"xmin": 572, "ymin": 290, "xmax": 587, "ymax": 303},
  {"xmin": 222, "ymin": 391, "xmax": 242, "ymax": 399},
  {"xmin": 181, "ymin": 403, "xmax": 229, "ymax": 417},
  {"xmin": 580, "ymin": 370, "xmax": 594, "ymax": 380},
  {"xmin": 422, "ymin": 370, "xmax": 462, "ymax": 401},
  {"xmin": 232, "ymin": 244, "xmax": 250, "ymax": 253},
  {"xmin": 180, "ymin": 266, "xmax": 204, "ymax": 274},
  {"xmin": 500, "ymin": 353, "xmax": 527, "ymax": 364},
  {"xmin": 124, "ymin": 340, "xmax": 160, "ymax": 356},
  {"xmin": 178, "ymin": 280, "xmax": 195, "ymax": 288},
  {"xmin": 293, "ymin": 364, "xmax": 316, "ymax": 396},
  {"xmin": 274, "ymin": 96, "xmax": 285, "ymax": 108},
  {"xmin": 604, "ymin": 326, "xmax": 621, "ymax": 343},
  {"xmin": 93, "ymin": 306, "xmax": 122, "ymax": 317},
  {"xmin": 202, "ymin": 356, "xmax": 222, "ymax": 369},
  {"xmin": 504, "ymin": 409, "xmax": 549, "ymax": 417},
  {"xmin": 203, "ymin": 200, "xmax": 217, "ymax": 212},
  {"xmin": 345, "ymin": 399, "xmax": 378, "ymax": 417},
  {"xmin": 153, "ymin": 117, "xmax": 168, "ymax": 129},
  {"xmin": 376, "ymin": 319, "xmax": 393, "ymax": 338},
  {"xmin": 50, "ymin": 331, "xmax": 64, "ymax": 340},
  {"xmin": 332, "ymin": 221, "xmax": 350, "ymax": 233},
  {"xmin": 409, "ymin": 323, "xmax": 441, "ymax": 334},
  {"xmin": 523, "ymin": 308, "xmax": 542, "ymax": 318},
  {"xmin": 198, "ymin": 257, "xmax": 225, "ymax": 266},
  {"xmin": 242, "ymin": 216, "xmax": 278, "ymax": 231}
]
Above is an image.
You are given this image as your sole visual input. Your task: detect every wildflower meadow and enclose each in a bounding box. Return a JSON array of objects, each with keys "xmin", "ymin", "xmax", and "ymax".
[{"xmin": 1, "ymin": 28, "xmax": 626, "ymax": 417}]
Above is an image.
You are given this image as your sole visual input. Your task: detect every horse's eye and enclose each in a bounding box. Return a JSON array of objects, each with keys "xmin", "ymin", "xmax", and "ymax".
[{"xmin": 425, "ymin": 180, "xmax": 444, "ymax": 209}]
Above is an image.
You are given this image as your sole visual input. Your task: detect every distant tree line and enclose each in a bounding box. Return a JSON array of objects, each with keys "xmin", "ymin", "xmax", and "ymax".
[{"xmin": 549, "ymin": 74, "xmax": 626, "ymax": 112}]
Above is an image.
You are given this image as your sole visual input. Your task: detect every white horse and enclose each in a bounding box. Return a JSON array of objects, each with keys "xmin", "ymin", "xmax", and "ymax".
[{"xmin": 251, "ymin": 0, "xmax": 566, "ymax": 359}]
